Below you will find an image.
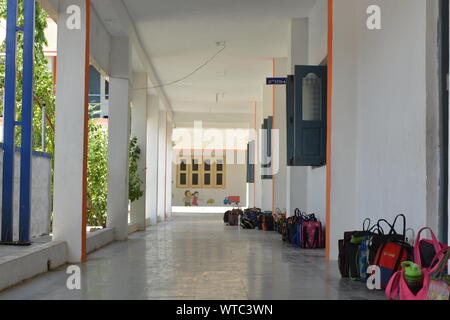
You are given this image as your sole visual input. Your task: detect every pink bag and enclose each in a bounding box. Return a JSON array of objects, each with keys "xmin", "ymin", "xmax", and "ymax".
[
  {"xmin": 414, "ymin": 227, "xmax": 449, "ymax": 271},
  {"xmin": 386, "ymin": 269, "xmax": 430, "ymax": 300}
]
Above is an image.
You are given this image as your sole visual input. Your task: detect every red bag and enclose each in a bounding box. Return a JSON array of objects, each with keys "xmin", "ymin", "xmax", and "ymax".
[
  {"xmin": 414, "ymin": 227, "xmax": 449, "ymax": 271},
  {"xmin": 374, "ymin": 241, "xmax": 411, "ymax": 288}
]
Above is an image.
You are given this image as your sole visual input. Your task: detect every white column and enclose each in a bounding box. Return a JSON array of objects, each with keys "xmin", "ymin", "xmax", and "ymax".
[
  {"xmin": 165, "ymin": 115, "xmax": 173, "ymax": 219},
  {"xmin": 146, "ymin": 94, "xmax": 159, "ymax": 225},
  {"xmin": 130, "ymin": 73, "xmax": 148, "ymax": 231},
  {"xmin": 53, "ymin": 0, "xmax": 89, "ymax": 263},
  {"xmin": 273, "ymin": 58, "xmax": 288, "ymax": 213},
  {"xmin": 286, "ymin": 18, "xmax": 310, "ymax": 216},
  {"xmin": 254, "ymin": 101, "xmax": 263, "ymax": 209},
  {"xmin": 106, "ymin": 37, "xmax": 131, "ymax": 240},
  {"xmin": 261, "ymin": 86, "xmax": 273, "ymax": 211},
  {"xmin": 157, "ymin": 111, "xmax": 167, "ymax": 221}
]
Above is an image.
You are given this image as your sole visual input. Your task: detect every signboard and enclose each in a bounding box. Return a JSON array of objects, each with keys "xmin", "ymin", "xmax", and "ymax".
[{"xmin": 266, "ymin": 77, "xmax": 287, "ymax": 85}]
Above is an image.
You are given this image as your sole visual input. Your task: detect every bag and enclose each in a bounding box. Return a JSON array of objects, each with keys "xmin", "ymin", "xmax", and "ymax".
[
  {"xmin": 244, "ymin": 208, "xmax": 260, "ymax": 227},
  {"xmin": 339, "ymin": 231, "xmax": 358, "ymax": 278},
  {"xmin": 286, "ymin": 209, "xmax": 302, "ymax": 245},
  {"xmin": 264, "ymin": 214, "xmax": 275, "ymax": 231},
  {"xmin": 338, "ymin": 218, "xmax": 372, "ymax": 278},
  {"xmin": 368, "ymin": 214, "xmax": 406, "ymax": 266},
  {"xmin": 414, "ymin": 227, "xmax": 449, "ymax": 271},
  {"xmin": 386, "ymin": 267, "xmax": 430, "ymax": 300},
  {"xmin": 427, "ymin": 248, "xmax": 450, "ymax": 300},
  {"xmin": 374, "ymin": 240, "xmax": 412, "ymax": 289},
  {"xmin": 240, "ymin": 216, "xmax": 255, "ymax": 229},
  {"xmin": 228, "ymin": 209, "xmax": 242, "ymax": 226},
  {"xmin": 301, "ymin": 220, "xmax": 324, "ymax": 249},
  {"xmin": 223, "ymin": 211, "xmax": 231, "ymax": 224}
]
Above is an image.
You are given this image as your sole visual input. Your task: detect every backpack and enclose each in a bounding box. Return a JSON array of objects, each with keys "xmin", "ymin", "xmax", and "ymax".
[
  {"xmin": 223, "ymin": 211, "xmax": 231, "ymax": 224},
  {"xmin": 264, "ymin": 214, "xmax": 275, "ymax": 231},
  {"xmin": 245, "ymin": 208, "xmax": 260, "ymax": 227},
  {"xmin": 301, "ymin": 214, "xmax": 324, "ymax": 249},
  {"xmin": 373, "ymin": 240, "xmax": 412, "ymax": 289},
  {"xmin": 414, "ymin": 227, "xmax": 449, "ymax": 270},
  {"xmin": 240, "ymin": 216, "xmax": 255, "ymax": 229},
  {"xmin": 338, "ymin": 218, "xmax": 372, "ymax": 278},
  {"xmin": 228, "ymin": 209, "xmax": 243, "ymax": 226},
  {"xmin": 368, "ymin": 215, "xmax": 406, "ymax": 266},
  {"xmin": 339, "ymin": 231, "xmax": 358, "ymax": 278},
  {"xmin": 286, "ymin": 209, "xmax": 304, "ymax": 246}
]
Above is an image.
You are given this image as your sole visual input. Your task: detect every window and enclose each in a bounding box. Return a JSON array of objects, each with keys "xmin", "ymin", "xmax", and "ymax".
[
  {"xmin": 176, "ymin": 153, "xmax": 226, "ymax": 189},
  {"xmin": 261, "ymin": 117, "xmax": 273, "ymax": 179},
  {"xmin": 246, "ymin": 141, "xmax": 255, "ymax": 183},
  {"xmin": 286, "ymin": 65, "xmax": 327, "ymax": 167},
  {"xmin": 177, "ymin": 158, "xmax": 190, "ymax": 187}
]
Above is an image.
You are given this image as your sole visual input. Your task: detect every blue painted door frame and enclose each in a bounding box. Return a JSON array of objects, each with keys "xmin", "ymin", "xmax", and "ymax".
[{"xmin": 1, "ymin": 0, "xmax": 35, "ymax": 245}]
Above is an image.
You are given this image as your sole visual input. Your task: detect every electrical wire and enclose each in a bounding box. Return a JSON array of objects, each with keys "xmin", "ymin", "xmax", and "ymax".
[{"xmin": 135, "ymin": 43, "xmax": 227, "ymax": 91}]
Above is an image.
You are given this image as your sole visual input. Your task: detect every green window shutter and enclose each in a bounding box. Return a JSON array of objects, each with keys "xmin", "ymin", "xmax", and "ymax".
[
  {"xmin": 261, "ymin": 118, "xmax": 272, "ymax": 180},
  {"xmin": 286, "ymin": 75, "xmax": 296, "ymax": 166},
  {"xmin": 246, "ymin": 141, "xmax": 255, "ymax": 183},
  {"xmin": 294, "ymin": 65, "xmax": 327, "ymax": 166}
]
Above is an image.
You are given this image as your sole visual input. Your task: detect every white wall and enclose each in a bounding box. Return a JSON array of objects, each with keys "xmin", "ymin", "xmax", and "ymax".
[
  {"xmin": 308, "ymin": 0, "xmax": 328, "ymax": 65},
  {"xmin": 157, "ymin": 111, "xmax": 167, "ymax": 221},
  {"xmin": 355, "ymin": 0, "xmax": 427, "ymax": 229},
  {"xmin": 0, "ymin": 150, "xmax": 52, "ymax": 240},
  {"xmin": 172, "ymin": 162, "xmax": 247, "ymax": 208},
  {"xmin": 287, "ymin": 18, "xmax": 310, "ymax": 217},
  {"xmin": 146, "ymin": 94, "xmax": 159, "ymax": 225},
  {"xmin": 330, "ymin": 0, "xmax": 430, "ymax": 258},
  {"xmin": 286, "ymin": 3, "xmax": 328, "ymax": 220},
  {"xmin": 305, "ymin": 0, "xmax": 328, "ymax": 224},
  {"xmin": 90, "ymin": 7, "xmax": 111, "ymax": 74},
  {"xmin": 166, "ymin": 116, "xmax": 173, "ymax": 219},
  {"xmin": 273, "ymin": 58, "xmax": 288, "ymax": 213}
]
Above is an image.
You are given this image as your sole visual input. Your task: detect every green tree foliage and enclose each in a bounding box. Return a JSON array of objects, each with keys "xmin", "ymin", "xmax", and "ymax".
[
  {"xmin": 0, "ymin": 1, "xmax": 55, "ymax": 155},
  {"xmin": 0, "ymin": 1, "xmax": 144, "ymax": 227},
  {"xmin": 87, "ymin": 116, "xmax": 108, "ymax": 227},
  {"xmin": 129, "ymin": 136, "xmax": 144, "ymax": 203}
]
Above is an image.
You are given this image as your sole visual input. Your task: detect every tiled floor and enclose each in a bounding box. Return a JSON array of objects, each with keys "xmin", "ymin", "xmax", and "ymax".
[{"xmin": 0, "ymin": 212, "xmax": 386, "ymax": 300}]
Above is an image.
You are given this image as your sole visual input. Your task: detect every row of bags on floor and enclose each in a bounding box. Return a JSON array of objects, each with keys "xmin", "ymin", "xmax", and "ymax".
[
  {"xmin": 339, "ymin": 214, "xmax": 450, "ymax": 300},
  {"xmin": 233, "ymin": 208, "xmax": 325, "ymax": 249},
  {"xmin": 278, "ymin": 209, "xmax": 325, "ymax": 249}
]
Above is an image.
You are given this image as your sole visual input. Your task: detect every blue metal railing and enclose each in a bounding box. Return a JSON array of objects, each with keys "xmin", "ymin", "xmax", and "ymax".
[{"xmin": 1, "ymin": 0, "xmax": 35, "ymax": 245}]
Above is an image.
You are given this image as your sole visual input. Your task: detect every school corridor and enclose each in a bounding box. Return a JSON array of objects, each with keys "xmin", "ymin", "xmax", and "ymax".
[{"xmin": 0, "ymin": 212, "xmax": 385, "ymax": 300}]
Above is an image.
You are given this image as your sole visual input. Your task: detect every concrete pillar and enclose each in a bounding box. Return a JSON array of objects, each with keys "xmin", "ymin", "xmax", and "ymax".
[
  {"xmin": 106, "ymin": 37, "xmax": 131, "ymax": 240},
  {"xmin": 145, "ymin": 94, "xmax": 159, "ymax": 225},
  {"xmin": 273, "ymin": 58, "xmax": 288, "ymax": 213},
  {"xmin": 157, "ymin": 110, "xmax": 167, "ymax": 221},
  {"xmin": 261, "ymin": 86, "xmax": 273, "ymax": 211},
  {"xmin": 130, "ymin": 73, "xmax": 148, "ymax": 231},
  {"xmin": 165, "ymin": 115, "xmax": 173, "ymax": 219},
  {"xmin": 254, "ymin": 101, "xmax": 263, "ymax": 209},
  {"xmin": 53, "ymin": 0, "xmax": 89, "ymax": 263},
  {"xmin": 286, "ymin": 18, "xmax": 310, "ymax": 216}
]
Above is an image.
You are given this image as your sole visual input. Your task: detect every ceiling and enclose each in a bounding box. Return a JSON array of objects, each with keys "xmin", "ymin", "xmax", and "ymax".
[{"xmin": 109, "ymin": 0, "xmax": 317, "ymax": 115}]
